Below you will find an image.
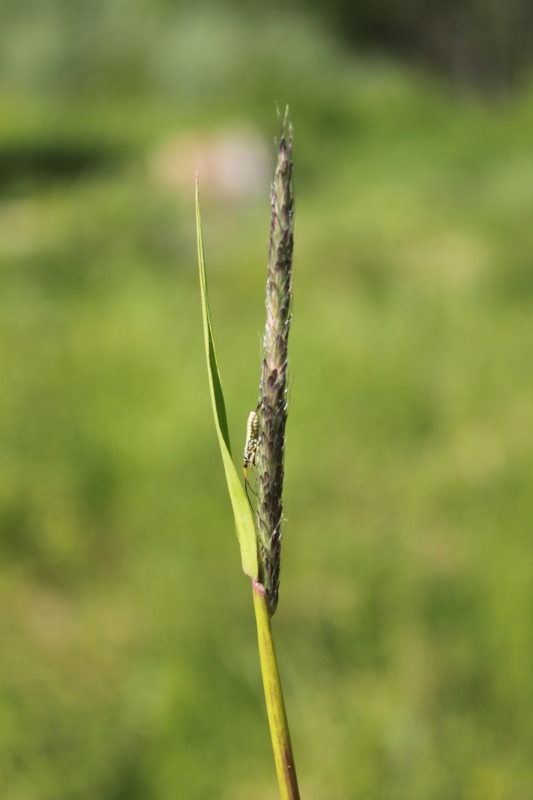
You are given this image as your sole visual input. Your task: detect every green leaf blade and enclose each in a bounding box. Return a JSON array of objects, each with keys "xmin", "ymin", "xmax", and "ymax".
[{"xmin": 196, "ymin": 179, "xmax": 259, "ymax": 581}]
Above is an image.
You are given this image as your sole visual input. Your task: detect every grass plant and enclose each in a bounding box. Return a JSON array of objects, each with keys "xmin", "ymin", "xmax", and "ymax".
[{"xmin": 196, "ymin": 119, "xmax": 299, "ymax": 799}]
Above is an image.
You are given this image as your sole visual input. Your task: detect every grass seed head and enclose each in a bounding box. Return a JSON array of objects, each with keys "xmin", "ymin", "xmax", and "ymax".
[{"xmin": 256, "ymin": 116, "xmax": 294, "ymax": 616}]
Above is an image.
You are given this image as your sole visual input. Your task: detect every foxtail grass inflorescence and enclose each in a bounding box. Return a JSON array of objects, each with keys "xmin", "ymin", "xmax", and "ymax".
[{"xmin": 256, "ymin": 119, "xmax": 294, "ymax": 617}]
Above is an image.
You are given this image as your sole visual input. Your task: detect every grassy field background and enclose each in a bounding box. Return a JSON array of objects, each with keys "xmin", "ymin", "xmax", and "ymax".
[{"xmin": 1, "ymin": 7, "xmax": 533, "ymax": 799}]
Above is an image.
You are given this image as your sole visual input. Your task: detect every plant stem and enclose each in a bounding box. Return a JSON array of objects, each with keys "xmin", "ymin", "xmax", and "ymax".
[{"xmin": 252, "ymin": 580, "xmax": 301, "ymax": 800}]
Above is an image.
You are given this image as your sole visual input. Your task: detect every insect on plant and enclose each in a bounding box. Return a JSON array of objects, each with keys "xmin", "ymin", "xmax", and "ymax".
[{"xmin": 243, "ymin": 407, "xmax": 260, "ymax": 507}]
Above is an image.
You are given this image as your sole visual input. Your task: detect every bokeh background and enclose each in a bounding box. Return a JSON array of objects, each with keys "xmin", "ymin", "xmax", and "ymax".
[{"xmin": 2, "ymin": 1, "xmax": 533, "ymax": 798}]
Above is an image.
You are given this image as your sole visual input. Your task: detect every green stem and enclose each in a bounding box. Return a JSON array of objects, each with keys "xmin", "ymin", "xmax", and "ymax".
[{"xmin": 252, "ymin": 580, "xmax": 301, "ymax": 800}]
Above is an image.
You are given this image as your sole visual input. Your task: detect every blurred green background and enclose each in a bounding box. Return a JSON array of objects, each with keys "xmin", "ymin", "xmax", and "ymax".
[{"xmin": 1, "ymin": 1, "xmax": 533, "ymax": 798}]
